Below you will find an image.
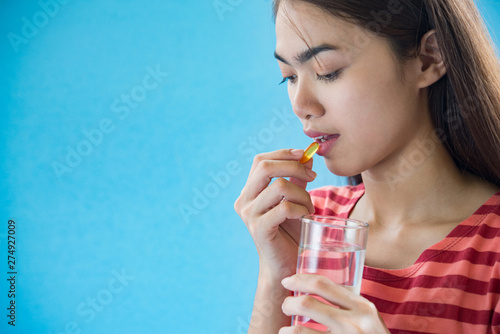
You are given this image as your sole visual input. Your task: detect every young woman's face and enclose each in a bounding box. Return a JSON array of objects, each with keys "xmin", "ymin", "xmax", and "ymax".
[{"xmin": 275, "ymin": 1, "xmax": 432, "ymax": 177}]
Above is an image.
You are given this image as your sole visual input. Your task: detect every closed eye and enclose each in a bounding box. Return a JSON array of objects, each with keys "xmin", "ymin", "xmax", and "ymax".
[
  {"xmin": 279, "ymin": 75, "xmax": 297, "ymax": 85},
  {"xmin": 317, "ymin": 69, "xmax": 343, "ymax": 83},
  {"xmin": 279, "ymin": 70, "xmax": 343, "ymax": 86}
]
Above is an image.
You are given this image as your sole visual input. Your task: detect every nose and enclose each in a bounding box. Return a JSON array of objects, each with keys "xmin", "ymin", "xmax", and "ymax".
[{"xmin": 290, "ymin": 78, "xmax": 325, "ymax": 120}]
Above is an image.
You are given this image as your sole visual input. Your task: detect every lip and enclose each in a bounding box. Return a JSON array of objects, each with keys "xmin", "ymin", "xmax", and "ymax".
[{"xmin": 303, "ymin": 129, "xmax": 340, "ymax": 156}]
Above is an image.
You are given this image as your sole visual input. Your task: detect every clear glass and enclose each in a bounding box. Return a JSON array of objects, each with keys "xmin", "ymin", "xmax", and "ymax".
[{"xmin": 292, "ymin": 215, "xmax": 369, "ymax": 331}]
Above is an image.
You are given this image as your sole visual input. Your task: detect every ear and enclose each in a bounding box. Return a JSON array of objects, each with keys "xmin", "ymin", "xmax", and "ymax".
[{"xmin": 416, "ymin": 30, "xmax": 447, "ymax": 88}]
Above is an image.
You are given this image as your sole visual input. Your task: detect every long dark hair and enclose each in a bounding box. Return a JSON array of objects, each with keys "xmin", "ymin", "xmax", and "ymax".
[{"xmin": 273, "ymin": 0, "xmax": 500, "ymax": 187}]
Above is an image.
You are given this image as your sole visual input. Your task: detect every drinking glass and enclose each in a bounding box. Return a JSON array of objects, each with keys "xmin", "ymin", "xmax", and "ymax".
[{"xmin": 292, "ymin": 215, "xmax": 369, "ymax": 331}]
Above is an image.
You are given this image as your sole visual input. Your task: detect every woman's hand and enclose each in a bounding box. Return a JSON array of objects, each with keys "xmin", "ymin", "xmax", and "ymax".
[
  {"xmin": 280, "ymin": 274, "xmax": 390, "ymax": 334},
  {"xmin": 234, "ymin": 149, "xmax": 317, "ymax": 280}
]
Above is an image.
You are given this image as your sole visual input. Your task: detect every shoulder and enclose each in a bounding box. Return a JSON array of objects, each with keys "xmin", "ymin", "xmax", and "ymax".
[
  {"xmin": 444, "ymin": 191, "xmax": 500, "ymax": 269},
  {"xmin": 473, "ymin": 191, "xmax": 500, "ymax": 237},
  {"xmin": 309, "ymin": 184, "xmax": 365, "ymax": 217}
]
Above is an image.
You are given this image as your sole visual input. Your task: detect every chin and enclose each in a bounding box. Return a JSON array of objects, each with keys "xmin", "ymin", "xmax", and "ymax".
[
  {"xmin": 325, "ymin": 164, "xmax": 355, "ymax": 178},
  {"xmin": 324, "ymin": 159, "xmax": 366, "ymax": 178}
]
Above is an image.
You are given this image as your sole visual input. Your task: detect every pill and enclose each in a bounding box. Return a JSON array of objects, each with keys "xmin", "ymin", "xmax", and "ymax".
[{"xmin": 299, "ymin": 142, "xmax": 319, "ymax": 164}]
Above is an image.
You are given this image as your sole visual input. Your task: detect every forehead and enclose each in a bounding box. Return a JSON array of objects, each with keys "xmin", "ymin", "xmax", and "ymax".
[{"xmin": 275, "ymin": 2, "xmax": 367, "ymax": 56}]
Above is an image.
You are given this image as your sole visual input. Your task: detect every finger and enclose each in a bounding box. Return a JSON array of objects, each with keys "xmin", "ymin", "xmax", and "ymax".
[
  {"xmin": 282, "ymin": 294, "xmax": 343, "ymax": 329},
  {"xmin": 289, "ymin": 157, "xmax": 314, "ymax": 189},
  {"xmin": 253, "ymin": 200, "xmax": 311, "ymax": 239},
  {"xmin": 248, "ymin": 149, "xmax": 304, "ymax": 177},
  {"xmin": 252, "ymin": 178, "xmax": 315, "ymax": 216},
  {"xmin": 283, "ymin": 275, "xmax": 387, "ymax": 334},
  {"xmin": 282, "ymin": 293, "xmax": 377, "ymax": 334},
  {"xmin": 282, "ymin": 274, "xmax": 363, "ymax": 310},
  {"xmin": 243, "ymin": 160, "xmax": 317, "ymax": 202},
  {"xmin": 278, "ymin": 325, "xmax": 323, "ymax": 334},
  {"xmin": 302, "ymin": 156, "xmax": 314, "ymax": 170}
]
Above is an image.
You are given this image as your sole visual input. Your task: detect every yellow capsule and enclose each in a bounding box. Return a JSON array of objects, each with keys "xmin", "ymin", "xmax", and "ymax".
[{"xmin": 299, "ymin": 142, "xmax": 319, "ymax": 164}]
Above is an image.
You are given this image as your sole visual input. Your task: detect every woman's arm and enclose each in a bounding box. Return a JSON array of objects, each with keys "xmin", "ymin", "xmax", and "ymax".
[
  {"xmin": 234, "ymin": 149, "xmax": 317, "ymax": 332},
  {"xmin": 248, "ymin": 271, "xmax": 291, "ymax": 333}
]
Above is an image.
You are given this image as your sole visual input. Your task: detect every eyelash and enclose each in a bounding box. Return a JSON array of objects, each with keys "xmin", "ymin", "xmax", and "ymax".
[{"xmin": 279, "ymin": 70, "xmax": 342, "ymax": 85}]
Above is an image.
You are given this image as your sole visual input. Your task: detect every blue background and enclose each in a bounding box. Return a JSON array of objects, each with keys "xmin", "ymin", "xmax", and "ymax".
[{"xmin": 1, "ymin": 1, "xmax": 499, "ymax": 333}]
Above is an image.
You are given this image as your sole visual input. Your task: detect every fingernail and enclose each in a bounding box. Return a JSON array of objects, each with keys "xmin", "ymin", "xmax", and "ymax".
[
  {"xmin": 307, "ymin": 169, "xmax": 317, "ymax": 179},
  {"xmin": 291, "ymin": 149, "xmax": 303, "ymax": 157},
  {"xmin": 281, "ymin": 277, "xmax": 290, "ymax": 287},
  {"xmin": 281, "ymin": 297, "xmax": 290, "ymax": 314}
]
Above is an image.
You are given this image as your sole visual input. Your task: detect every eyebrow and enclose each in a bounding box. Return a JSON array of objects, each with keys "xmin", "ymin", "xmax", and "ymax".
[{"xmin": 274, "ymin": 44, "xmax": 339, "ymax": 65}]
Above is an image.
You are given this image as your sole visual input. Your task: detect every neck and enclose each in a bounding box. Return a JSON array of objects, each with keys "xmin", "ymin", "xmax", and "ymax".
[{"xmin": 357, "ymin": 130, "xmax": 493, "ymax": 227}]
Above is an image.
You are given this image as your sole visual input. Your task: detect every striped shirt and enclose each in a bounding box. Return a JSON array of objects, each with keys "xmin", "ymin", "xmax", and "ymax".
[{"xmin": 309, "ymin": 184, "xmax": 500, "ymax": 333}]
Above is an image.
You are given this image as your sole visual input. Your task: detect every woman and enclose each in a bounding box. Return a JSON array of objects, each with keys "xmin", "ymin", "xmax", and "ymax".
[{"xmin": 235, "ymin": 0, "xmax": 500, "ymax": 333}]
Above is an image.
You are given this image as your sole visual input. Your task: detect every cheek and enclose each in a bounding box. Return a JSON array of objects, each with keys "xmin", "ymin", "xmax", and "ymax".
[
  {"xmin": 321, "ymin": 77, "xmax": 389, "ymax": 134},
  {"xmin": 336, "ymin": 70, "xmax": 410, "ymax": 137},
  {"xmin": 319, "ymin": 72, "xmax": 416, "ymax": 175}
]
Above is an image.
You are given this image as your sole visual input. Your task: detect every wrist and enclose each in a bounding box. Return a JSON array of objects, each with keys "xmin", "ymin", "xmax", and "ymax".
[
  {"xmin": 257, "ymin": 270, "xmax": 293, "ymax": 303},
  {"xmin": 258, "ymin": 261, "xmax": 296, "ymax": 284}
]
